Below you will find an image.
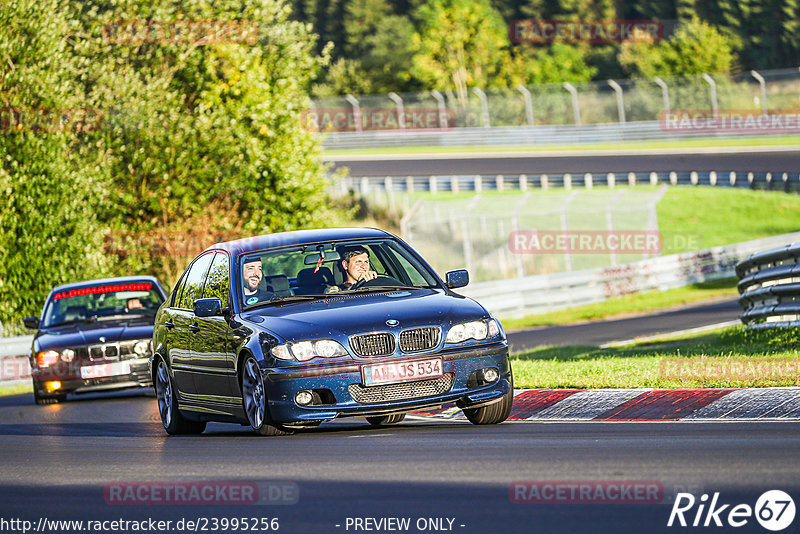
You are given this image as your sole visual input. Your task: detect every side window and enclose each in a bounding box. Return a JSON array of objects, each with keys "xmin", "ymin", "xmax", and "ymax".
[
  {"xmin": 203, "ymin": 252, "xmax": 230, "ymax": 308},
  {"xmin": 171, "ymin": 270, "xmax": 189, "ymax": 308},
  {"xmin": 178, "ymin": 253, "xmax": 214, "ymax": 309}
]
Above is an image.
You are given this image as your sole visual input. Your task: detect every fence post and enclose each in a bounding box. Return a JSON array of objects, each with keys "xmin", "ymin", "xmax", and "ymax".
[
  {"xmin": 406, "ymin": 176, "xmax": 414, "ymax": 193},
  {"xmin": 730, "ymin": 171, "xmax": 736, "ymax": 186},
  {"xmin": 653, "ymin": 77, "xmax": 670, "ymax": 117},
  {"xmin": 750, "ymin": 70, "xmax": 768, "ymax": 114},
  {"xmin": 520, "ymin": 174, "xmax": 528, "ymax": 191},
  {"xmin": 388, "ymin": 92, "xmax": 406, "ymax": 129},
  {"xmin": 564, "ymin": 173, "xmax": 572, "ymax": 189},
  {"xmin": 710, "ymin": 171, "xmax": 717, "ymax": 186},
  {"xmin": 516, "ymin": 85, "xmax": 534, "ymax": 126},
  {"xmin": 451, "ymin": 175, "xmax": 459, "ymax": 193},
  {"xmin": 429, "ymin": 175, "xmax": 437, "ymax": 194},
  {"xmin": 608, "ymin": 172, "xmax": 615, "ymax": 189},
  {"xmin": 541, "ymin": 174, "xmax": 549, "ymax": 191},
  {"xmin": 670, "ymin": 172, "xmax": 678, "ymax": 185},
  {"xmin": 628, "ymin": 172, "xmax": 636, "ymax": 186},
  {"xmin": 585, "ymin": 172, "xmax": 593, "ymax": 189},
  {"xmin": 608, "ymin": 80, "xmax": 626, "ymax": 123},
  {"xmin": 650, "ymin": 172, "xmax": 658, "ymax": 186},
  {"xmin": 690, "ymin": 171, "xmax": 698, "ymax": 185},
  {"xmin": 473, "ymin": 88, "xmax": 490, "ymax": 128},
  {"xmin": 496, "ymin": 174, "xmax": 504, "ymax": 192},
  {"xmin": 385, "ymin": 176, "xmax": 395, "ymax": 213},
  {"xmin": 430, "ymin": 90, "xmax": 448, "ymax": 129},
  {"xmin": 345, "ymin": 94, "xmax": 362, "ymax": 132},
  {"xmin": 701, "ymin": 74, "xmax": 719, "ymax": 118},
  {"xmin": 563, "ymin": 82, "xmax": 581, "ymax": 125},
  {"xmin": 475, "ymin": 175, "xmax": 483, "ymax": 193}
]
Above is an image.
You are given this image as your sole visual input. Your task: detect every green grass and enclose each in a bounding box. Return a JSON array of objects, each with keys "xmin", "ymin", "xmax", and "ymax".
[
  {"xmin": 501, "ymin": 277, "xmax": 738, "ymax": 330},
  {"xmin": 324, "ymin": 136, "xmax": 800, "ymax": 156},
  {"xmin": 511, "ymin": 326, "xmax": 800, "ymax": 389},
  {"xmin": 0, "ymin": 382, "xmax": 32, "ymax": 396}
]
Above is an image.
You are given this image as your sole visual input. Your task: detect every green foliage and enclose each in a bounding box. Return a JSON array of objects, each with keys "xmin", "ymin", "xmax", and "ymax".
[
  {"xmin": 0, "ymin": 0, "xmax": 109, "ymax": 323},
  {"xmin": 411, "ymin": 0, "xmax": 510, "ymax": 105},
  {"xmin": 510, "ymin": 43, "xmax": 597, "ymax": 85},
  {"xmin": 619, "ymin": 16, "xmax": 736, "ymax": 78}
]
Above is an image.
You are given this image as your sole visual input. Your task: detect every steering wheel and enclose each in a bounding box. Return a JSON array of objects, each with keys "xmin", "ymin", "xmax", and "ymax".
[{"xmin": 350, "ymin": 275, "xmax": 403, "ymax": 290}]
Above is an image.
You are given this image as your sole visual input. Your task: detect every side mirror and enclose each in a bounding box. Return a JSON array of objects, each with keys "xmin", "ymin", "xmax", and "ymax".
[
  {"xmin": 193, "ymin": 298, "xmax": 224, "ymax": 318},
  {"xmin": 445, "ymin": 269, "xmax": 469, "ymax": 289},
  {"xmin": 23, "ymin": 316, "xmax": 40, "ymax": 330}
]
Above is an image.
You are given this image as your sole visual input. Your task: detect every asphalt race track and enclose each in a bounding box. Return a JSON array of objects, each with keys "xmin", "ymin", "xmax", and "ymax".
[
  {"xmin": 1, "ymin": 385, "xmax": 798, "ymax": 533},
  {"xmin": 506, "ymin": 298, "xmax": 741, "ymax": 352},
  {"xmin": 329, "ymin": 147, "xmax": 800, "ymax": 177}
]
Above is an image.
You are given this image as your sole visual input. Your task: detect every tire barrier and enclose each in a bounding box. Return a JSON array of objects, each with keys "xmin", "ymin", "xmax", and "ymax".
[{"xmin": 736, "ymin": 243, "xmax": 800, "ymax": 328}]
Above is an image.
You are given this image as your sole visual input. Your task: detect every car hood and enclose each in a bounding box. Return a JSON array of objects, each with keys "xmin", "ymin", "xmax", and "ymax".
[
  {"xmin": 35, "ymin": 321, "xmax": 154, "ymax": 351},
  {"xmin": 241, "ymin": 289, "xmax": 488, "ymax": 342}
]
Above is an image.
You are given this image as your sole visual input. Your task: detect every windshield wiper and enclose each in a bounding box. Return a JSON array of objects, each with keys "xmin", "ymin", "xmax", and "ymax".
[
  {"xmin": 246, "ymin": 295, "xmax": 324, "ymax": 309},
  {"xmin": 352, "ymin": 285, "xmax": 425, "ymax": 292},
  {"xmin": 46, "ymin": 315, "xmax": 97, "ymax": 328}
]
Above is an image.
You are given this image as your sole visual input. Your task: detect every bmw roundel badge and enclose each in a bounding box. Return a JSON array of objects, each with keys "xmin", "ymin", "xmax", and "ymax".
[{"xmin": 386, "ymin": 319, "xmax": 399, "ymax": 327}]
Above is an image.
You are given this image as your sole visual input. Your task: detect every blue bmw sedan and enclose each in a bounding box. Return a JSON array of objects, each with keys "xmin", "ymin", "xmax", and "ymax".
[{"xmin": 151, "ymin": 228, "xmax": 512, "ymax": 436}]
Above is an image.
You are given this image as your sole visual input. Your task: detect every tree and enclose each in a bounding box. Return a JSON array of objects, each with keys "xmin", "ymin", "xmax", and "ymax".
[
  {"xmin": 411, "ymin": 0, "xmax": 510, "ymax": 105},
  {"xmin": 0, "ymin": 0, "xmax": 109, "ymax": 325},
  {"xmin": 619, "ymin": 17, "xmax": 735, "ymax": 78}
]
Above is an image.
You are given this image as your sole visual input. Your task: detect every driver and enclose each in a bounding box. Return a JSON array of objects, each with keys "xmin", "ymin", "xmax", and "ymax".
[
  {"xmin": 242, "ymin": 258, "xmax": 266, "ymax": 304},
  {"xmin": 338, "ymin": 246, "xmax": 378, "ymax": 290}
]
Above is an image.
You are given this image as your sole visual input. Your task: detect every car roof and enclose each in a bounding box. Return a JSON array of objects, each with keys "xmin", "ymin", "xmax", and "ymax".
[
  {"xmin": 49, "ymin": 275, "xmax": 164, "ymax": 293},
  {"xmin": 203, "ymin": 227, "xmax": 395, "ymax": 256}
]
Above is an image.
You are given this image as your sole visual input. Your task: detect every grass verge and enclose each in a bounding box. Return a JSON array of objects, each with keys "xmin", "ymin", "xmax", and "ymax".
[
  {"xmin": 324, "ymin": 136, "xmax": 800, "ymax": 156},
  {"xmin": 510, "ymin": 325, "xmax": 800, "ymax": 389},
  {"xmin": 0, "ymin": 382, "xmax": 32, "ymax": 396},
  {"xmin": 501, "ymin": 277, "xmax": 738, "ymax": 330}
]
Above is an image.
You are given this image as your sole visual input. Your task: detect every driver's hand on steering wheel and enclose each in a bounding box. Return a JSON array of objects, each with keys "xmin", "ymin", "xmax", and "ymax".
[{"xmin": 360, "ymin": 270, "xmax": 378, "ymax": 282}]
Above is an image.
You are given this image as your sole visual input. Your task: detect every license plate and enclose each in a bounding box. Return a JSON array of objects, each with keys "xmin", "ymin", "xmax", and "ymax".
[
  {"xmin": 362, "ymin": 358, "xmax": 443, "ymax": 386},
  {"xmin": 81, "ymin": 361, "xmax": 131, "ymax": 379}
]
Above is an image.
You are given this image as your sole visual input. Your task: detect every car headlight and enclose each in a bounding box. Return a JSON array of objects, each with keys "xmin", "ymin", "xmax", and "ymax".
[
  {"xmin": 37, "ymin": 350, "xmax": 60, "ymax": 367},
  {"xmin": 446, "ymin": 319, "xmax": 500, "ymax": 344},
  {"xmin": 133, "ymin": 339, "xmax": 152, "ymax": 356},
  {"xmin": 60, "ymin": 349, "xmax": 75, "ymax": 362},
  {"xmin": 271, "ymin": 339, "xmax": 348, "ymax": 362}
]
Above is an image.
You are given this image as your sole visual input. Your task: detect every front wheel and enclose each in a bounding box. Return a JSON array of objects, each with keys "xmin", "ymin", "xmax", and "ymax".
[
  {"xmin": 241, "ymin": 357, "xmax": 292, "ymax": 436},
  {"xmin": 366, "ymin": 413, "xmax": 406, "ymax": 426},
  {"xmin": 33, "ymin": 384, "xmax": 66, "ymax": 405},
  {"xmin": 463, "ymin": 375, "xmax": 514, "ymax": 425},
  {"xmin": 155, "ymin": 358, "xmax": 206, "ymax": 435}
]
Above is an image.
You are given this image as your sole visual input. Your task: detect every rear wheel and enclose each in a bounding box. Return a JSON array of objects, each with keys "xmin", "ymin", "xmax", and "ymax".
[
  {"xmin": 155, "ymin": 358, "xmax": 206, "ymax": 435},
  {"xmin": 463, "ymin": 375, "xmax": 514, "ymax": 425},
  {"xmin": 366, "ymin": 413, "xmax": 406, "ymax": 426},
  {"xmin": 241, "ymin": 357, "xmax": 292, "ymax": 436}
]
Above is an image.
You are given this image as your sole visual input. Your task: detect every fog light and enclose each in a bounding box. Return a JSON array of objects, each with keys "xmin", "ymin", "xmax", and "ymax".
[
  {"xmin": 481, "ymin": 368, "xmax": 499, "ymax": 383},
  {"xmin": 295, "ymin": 390, "xmax": 313, "ymax": 406},
  {"xmin": 45, "ymin": 381, "xmax": 62, "ymax": 392}
]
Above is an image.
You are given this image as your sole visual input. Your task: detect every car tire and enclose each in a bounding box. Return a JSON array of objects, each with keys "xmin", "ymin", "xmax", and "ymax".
[
  {"xmin": 241, "ymin": 356, "xmax": 292, "ymax": 437},
  {"xmin": 463, "ymin": 375, "xmax": 514, "ymax": 425},
  {"xmin": 154, "ymin": 358, "xmax": 206, "ymax": 435},
  {"xmin": 366, "ymin": 413, "xmax": 406, "ymax": 426}
]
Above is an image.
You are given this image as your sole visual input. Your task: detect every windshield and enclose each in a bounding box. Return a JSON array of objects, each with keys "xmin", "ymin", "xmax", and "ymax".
[
  {"xmin": 238, "ymin": 239, "xmax": 439, "ymax": 308},
  {"xmin": 42, "ymin": 280, "xmax": 165, "ymax": 327}
]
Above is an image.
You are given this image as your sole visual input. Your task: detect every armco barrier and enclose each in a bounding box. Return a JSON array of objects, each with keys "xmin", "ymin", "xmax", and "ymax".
[
  {"xmin": 460, "ymin": 232, "xmax": 800, "ymax": 319},
  {"xmin": 736, "ymin": 243, "xmax": 800, "ymax": 328}
]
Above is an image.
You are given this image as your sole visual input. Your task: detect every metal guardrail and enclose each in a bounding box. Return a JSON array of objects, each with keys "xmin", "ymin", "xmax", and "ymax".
[
  {"xmin": 461, "ymin": 232, "xmax": 800, "ymax": 319},
  {"xmin": 340, "ymin": 171, "xmax": 800, "ymax": 195},
  {"xmin": 321, "ymin": 121, "xmax": 795, "ymax": 150},
  {"xmin": 736, "ymin": 243, "xmax": 800, "ymax": 328}
]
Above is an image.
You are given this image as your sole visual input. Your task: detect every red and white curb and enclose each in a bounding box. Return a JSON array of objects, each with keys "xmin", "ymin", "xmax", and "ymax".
[{"xmin": 409, "ymin": 387, "xmax": 800, "ymax": 421}]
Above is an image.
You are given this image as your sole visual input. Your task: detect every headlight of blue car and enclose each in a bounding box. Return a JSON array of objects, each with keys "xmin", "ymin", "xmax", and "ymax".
[
  {"xmin": 445, "ymin": 318, "xmax": 501, "ymax": 344},
  {"xmin": 271, "ymin": 339, "xmax": 349, "ymax": 362}
]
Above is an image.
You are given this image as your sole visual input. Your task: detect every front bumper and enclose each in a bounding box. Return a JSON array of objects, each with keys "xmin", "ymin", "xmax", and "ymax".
[
  {"xmin": 31, "ymin": 357, "xmax": 152, "ymax": 396},
  {"xmin": 264, "ymin": 343, "xmax": 510, "ymax": 423}
]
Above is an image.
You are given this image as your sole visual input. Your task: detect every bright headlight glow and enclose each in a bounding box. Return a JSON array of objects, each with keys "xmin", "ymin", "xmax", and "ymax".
[
  {"xmin": 271, "ymin": 340, "xmax": 348, "ymax": 362},
  {"xmin": 60, "ymin": 349, "xmax": 75, "ymax": 362},
  {"xmin": 37, "ymin": 350, "xmax": 59, "ymax": 367},
  {"xmin": 133, "ymin": 340, "xmax": 151, "ymax": 356},
  {"xmin": 445, "ymin": 320, "xmax": 493, "ymax": 344}
]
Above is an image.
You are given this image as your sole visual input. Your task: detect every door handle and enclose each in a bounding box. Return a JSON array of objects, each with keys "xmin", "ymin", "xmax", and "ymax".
[
  {"xmin": 189, "ymin": 323, "xmax": 201, "ymax": 333},
  {"xmin": 164, "ymin": 321, "xmax": 175, "ymax": 330}
]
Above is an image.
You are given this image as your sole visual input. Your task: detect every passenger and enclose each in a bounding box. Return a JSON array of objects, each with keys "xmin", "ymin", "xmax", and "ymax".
[
  {"xmin": 338, "ymin": 246, "xmax": 378, "ymax": 290},
  {"xmin": 242, "ymin": 258, "xmax": 266, "ymax": 304}
]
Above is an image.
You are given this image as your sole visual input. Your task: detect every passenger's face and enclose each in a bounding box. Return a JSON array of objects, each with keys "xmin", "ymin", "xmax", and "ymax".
[
  {"xmin": 243, "ymin": 261, "xmax": 263, "ymax": 291},
  {"xmin": 343, "ymin": 252, "xmax": 369, "ymax": 282}
]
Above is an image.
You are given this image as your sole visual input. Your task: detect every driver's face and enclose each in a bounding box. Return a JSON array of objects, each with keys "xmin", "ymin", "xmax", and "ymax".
[
  {"xmin": 343, "ymin": 252, "xmax": 369, "ymax": 283},
  {"xmin": 243, "ymin": 261, "xmax": 263, "ymax": 292}
]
